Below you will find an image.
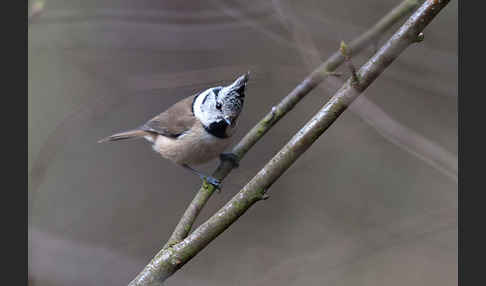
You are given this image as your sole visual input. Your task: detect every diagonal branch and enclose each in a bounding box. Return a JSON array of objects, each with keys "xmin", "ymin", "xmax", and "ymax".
[
  {"xmin": 129, "ymin": 0, "xmax": 450, "ymax": 284},
  {"xmin": 272, "ymin": 0, "xmax": 457, "ymax": 183},
  {"xmin": 164, "ymin": 0, "xmax": 422, "ymax": 248}
]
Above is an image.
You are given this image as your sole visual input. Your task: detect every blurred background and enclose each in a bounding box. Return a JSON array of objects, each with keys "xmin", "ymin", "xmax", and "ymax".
[{"xmin": 28, "ymin": 0, "xmax": 457, "ymax": 285}]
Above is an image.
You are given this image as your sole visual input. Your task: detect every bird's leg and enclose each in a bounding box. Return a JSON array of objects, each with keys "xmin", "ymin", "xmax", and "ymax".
[
  {"xmin": 182, "ymin": 164, "xmax": 221, "ymax": 190},
  {"xmin": 219, "ymin": 152, "xmax": 240, "ymax": 168}
]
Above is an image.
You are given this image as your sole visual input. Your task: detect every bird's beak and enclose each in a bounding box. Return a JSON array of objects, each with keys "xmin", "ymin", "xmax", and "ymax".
[{"xmin": 224, "ymin": 116, "xmax": 234, "ymax": 126}]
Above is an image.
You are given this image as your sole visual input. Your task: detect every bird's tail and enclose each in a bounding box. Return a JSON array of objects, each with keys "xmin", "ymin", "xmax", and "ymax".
[{"xmin": 98, "ymin": 129, "xmax": 148, "ymax": 143}]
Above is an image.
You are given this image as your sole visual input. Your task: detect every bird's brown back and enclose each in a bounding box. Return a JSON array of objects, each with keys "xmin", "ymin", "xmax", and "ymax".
[{"xmin": 141, "ymin": 94, "xmax": 197, "ymax": 138}]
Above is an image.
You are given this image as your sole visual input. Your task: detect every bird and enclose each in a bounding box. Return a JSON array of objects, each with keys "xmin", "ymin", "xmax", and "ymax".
[{"xmin": 98, "ymin": 72, "xmax": 249, "ymax": 188}]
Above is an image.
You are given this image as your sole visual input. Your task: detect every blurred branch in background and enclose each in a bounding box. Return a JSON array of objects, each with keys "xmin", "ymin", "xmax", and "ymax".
[
  {"xmin": 271, "ymin": 0, "xmax": 457, "ymax": 183},
  {"xmin": 164, "ymin": 0, "xmax": 422, "ymax": 250},
  {"xmin": 219, "ymin": 0, "xmax": 456, "ymax": 99},
  {"xmin": 350, "ymin": 96, "xmax": 458, "ymax": 181},
  {"xmin": 129, "ymin": 0, "xmax": 450, "ymax": 284}
]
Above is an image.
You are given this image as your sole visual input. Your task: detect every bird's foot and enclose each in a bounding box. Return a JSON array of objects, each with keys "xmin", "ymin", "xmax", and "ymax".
[
  {"xmin": 220, "ymin": 152, "xmax": 240, "ymax": 168},
  {"xmin": 182, "ymin": 164, "xmax": 222, "ymax": 191},
  {"xmin": 202, "ymin": 175, "xmax": 221, "ymax": 191}
]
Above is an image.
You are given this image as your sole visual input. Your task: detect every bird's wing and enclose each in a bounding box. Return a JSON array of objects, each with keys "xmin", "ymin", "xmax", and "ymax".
[{"xmin": 140, "ymin": 95, "xmax": 197, "ymax": 138}]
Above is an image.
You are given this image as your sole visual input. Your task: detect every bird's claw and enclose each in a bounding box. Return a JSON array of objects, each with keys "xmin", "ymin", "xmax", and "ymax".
[{"xmin": 203, "ymin": 176, "xmax": 221, "ymax": 191}]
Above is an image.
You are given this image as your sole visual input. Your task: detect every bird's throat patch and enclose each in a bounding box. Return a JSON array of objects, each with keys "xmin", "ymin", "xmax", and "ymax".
[{"xmin": 204, "ymin": 120, "xmax": 229, "ymax": 139}]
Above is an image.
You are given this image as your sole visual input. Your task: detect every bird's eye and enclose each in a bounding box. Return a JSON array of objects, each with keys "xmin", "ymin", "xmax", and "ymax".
[{"xmin": 216, "ymin": 102, "xmax": 222, "ymax": 110}]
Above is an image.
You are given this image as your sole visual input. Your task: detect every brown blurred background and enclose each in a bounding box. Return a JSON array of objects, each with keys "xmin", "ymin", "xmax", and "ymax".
[{"xmin": 28, "ymin": 0, "xmax": 457, "ymax": 285}]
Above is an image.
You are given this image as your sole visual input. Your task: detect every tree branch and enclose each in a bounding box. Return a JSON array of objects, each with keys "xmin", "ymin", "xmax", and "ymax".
[
  {"xmin": 271, "ymin": 0, "xmax": 457, "ymax": 183},
  {"xmin": 129, "ymin": 0, "xmax": 450, "ymax": 284},
  {"xmin": 164, "ymin": 0, "xmax": 421, "ymax": 248}
]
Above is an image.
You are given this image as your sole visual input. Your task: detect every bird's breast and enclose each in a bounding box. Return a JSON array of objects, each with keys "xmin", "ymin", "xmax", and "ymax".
[{"xmin": 152, "ymin": 122, "xmax": 233, "ymax": 165}]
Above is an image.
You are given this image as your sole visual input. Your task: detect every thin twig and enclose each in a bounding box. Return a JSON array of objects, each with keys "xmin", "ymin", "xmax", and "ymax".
[
  {"xmin": 164, "ymin": 0, "xmax": 421, "ymax": 248},
  {"xmin": 129, "ymin": 0, "xmax": 450, "ymax": 284},
  {"xmin": 339, "ymin": 41, "xmax": 360, "ymax": 87}
]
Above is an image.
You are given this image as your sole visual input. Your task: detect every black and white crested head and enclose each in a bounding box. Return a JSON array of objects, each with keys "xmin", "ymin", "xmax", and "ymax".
[{"xmin": 193, "ymin": 72, "xmax": 249, "ymax": 137}]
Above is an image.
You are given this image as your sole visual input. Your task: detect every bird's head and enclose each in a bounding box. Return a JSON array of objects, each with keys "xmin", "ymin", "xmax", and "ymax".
[
  {"xmin": 217, "ymin": 72, "xmax": 248, "ymax": 126},
  {"xmin": 194, "ymin": 72, "xmax": 249, "ymax": 129}
]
